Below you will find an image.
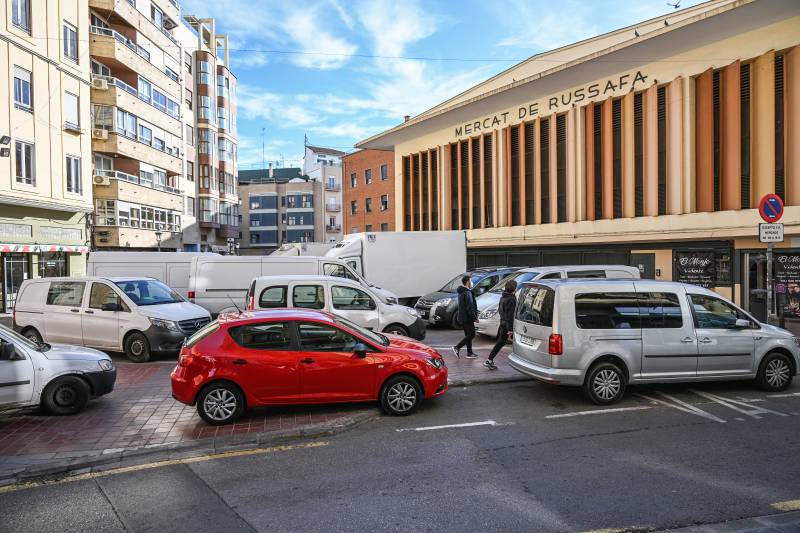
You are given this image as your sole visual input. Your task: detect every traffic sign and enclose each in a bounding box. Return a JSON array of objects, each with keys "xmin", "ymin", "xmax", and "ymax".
[
  {"xmin": 758, "ymin": 194, "xmax": 784, "ymax": 222},
  {"xmin": 759, "ymin": 223, "xmax": 784, "ymax": 243}
]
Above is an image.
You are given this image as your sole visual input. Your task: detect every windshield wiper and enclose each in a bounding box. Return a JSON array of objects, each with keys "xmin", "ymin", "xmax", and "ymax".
[{"xmin": 37, "ymin": 341, "xmax": 51, "ymax": 352}]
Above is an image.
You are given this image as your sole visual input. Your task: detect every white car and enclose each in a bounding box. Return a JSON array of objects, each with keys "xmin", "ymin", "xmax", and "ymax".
[
  {"xmin": 14, "ymin": 277, "xmax": 211, "ymax": 363},
  {"xmin": 0, "ymin": 324, "xmax": 116, "ymax": 415},
  {"xmin": 246, "ymin": 275, "xmax": 427, "ymax": 340}
]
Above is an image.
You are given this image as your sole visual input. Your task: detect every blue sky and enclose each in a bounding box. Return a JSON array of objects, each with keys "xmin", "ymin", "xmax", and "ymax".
[{"xmin": 179, "ymin": 0, "xmax": 703, "ymax": 170}]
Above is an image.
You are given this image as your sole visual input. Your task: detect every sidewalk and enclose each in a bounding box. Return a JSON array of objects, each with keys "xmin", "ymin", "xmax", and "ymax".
[{"xmin": 667, "ymin": 509, "xmax": 800, "ymax": 532}]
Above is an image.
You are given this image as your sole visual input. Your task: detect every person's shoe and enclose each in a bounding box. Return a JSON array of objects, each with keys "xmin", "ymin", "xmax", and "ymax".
[
  {"xmin": 451, "ymin": 346, "xmax": 460, "ymax": 359},
  {"xmin": 483, "ymin": 359, "xmax": 497, "ymax": 370},
  {"xmin": 465, "ymin": 352, "xmax": 478, "ymax": 359}
]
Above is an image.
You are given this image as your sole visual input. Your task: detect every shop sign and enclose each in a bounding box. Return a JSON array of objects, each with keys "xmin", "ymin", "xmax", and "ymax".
[
  {"xmin": 40, "ymin": 226, "xmax": 82, "ymax": 242},
  {"xmin": 775, "ymin": 254, "xmax": 800, "ymax": 318},
  {"xmin": 758, "ymin": 223, "xmax": 784, "ymax": 243},
  {"xmin": 0, "ymin": 243, "xmax": 88, "ymax": 253},
  {"xmin": 0, "ymin": 223, "xmax": 32, "ymax": 240},
  {"xmin": 675, "ymin": 251, "xmax": 715, "ymax": 288}
]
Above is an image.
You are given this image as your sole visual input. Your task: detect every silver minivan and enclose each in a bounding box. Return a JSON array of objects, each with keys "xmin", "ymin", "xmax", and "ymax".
[{"xmin": 509, "ymin": 279, "xmax": 800, "ymax": 404}]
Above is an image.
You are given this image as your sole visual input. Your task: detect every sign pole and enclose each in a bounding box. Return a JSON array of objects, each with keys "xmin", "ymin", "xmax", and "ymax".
[
  {"xmin": 758, "ymin": 193, "xmax": 784, "ymax": 325},
  {"xmin": 767, "ymin": 242, "xmax": 774, "ymax": 324}
]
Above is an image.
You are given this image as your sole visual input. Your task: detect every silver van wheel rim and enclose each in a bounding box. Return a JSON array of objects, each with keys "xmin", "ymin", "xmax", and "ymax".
[
  {"xmin": 387, "ymin": 382, "xmax": 416, "ymax": 412},
  {"xmin": 593, "ymin": 370, "xmax": 621, "ymax": 400},
  {"xmin": 386, "ymin": 327, "xmax": 405, "ymax": 335},
  {"xmin": 765, "ymin": 359, "xmax": 790, "ymax": 388},
  {"xmin": 130, "ymin": 340, "xmax": 145, "ymax": 356},
  {"xmin": 204, "ymin": 389, "xmax": 237, "ymax": 421}
]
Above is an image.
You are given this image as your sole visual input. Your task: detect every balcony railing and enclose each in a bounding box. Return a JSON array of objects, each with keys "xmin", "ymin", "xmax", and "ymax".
[
  {"xmin": 92, "ymin": 75, "xmax": 180, "ymax": 120},
  {"xmin": 96, "ymin": 169, "xmax": 181, "ymax": 196},
  {"xmin": 325, "ymin": 203, "xmax": 341, "ymax": 212},
  {"xmin": 326, "ymin": 224, "xmax": 342, "ymax": 232},
  {"xmin": 325, "ymin": 183, "xmax": 341, "ymax": 192},
  {"xmin": 91, "ymin": 26, "xmax": 179, "ymax": 85}
]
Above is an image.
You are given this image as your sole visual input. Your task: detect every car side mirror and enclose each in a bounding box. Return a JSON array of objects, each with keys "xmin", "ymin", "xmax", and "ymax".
[
  {"xmin": 0, "ymin": 341, "xmax": 16, "ymax": 361},
  {"xmin": 102, "ymin": 302, "xmax": 121, "ymax": 312},
  {"xmin": 368, "ymin": 299, "xmax": 377, "ymax": 310},
  {"xmin": 734, "ymin": 318, "xmax": 751, "ymax": 329},
  {"xmin": 353, "ymin": 343, "xmax": 368, "ymax": 358}
]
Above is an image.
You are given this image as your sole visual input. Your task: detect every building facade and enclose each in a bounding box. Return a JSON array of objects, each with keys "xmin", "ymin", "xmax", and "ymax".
[
  {"xmin": 304, "ymin": 144, "xmax": 344, "ymax": 243},
  {"xmin": 342, "ymin": 149, "xmax": 395, "ymax": 233},
  {"xmin": 358, "ymin": 0, "xmax": 800, "ymax": 325},
  {"xmin": 88, "ymin": 1, "xmax": 238, "ymax": 253},
  {"xmin": 238, "ymin": 168, "xmax": 324, "ymax": 255},
  {"xmin": 1, "ymin": 0, "xmax": 92, "ymax": 312}
]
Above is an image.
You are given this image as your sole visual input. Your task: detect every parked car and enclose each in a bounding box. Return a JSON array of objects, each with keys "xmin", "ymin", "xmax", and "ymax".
[
  {"xmin": 476, "ymin": 265, "xmax": 641, "ymax": 338},
  {"xmin": 13, "ymin": 277, "xmax": 211, "ymax": 363},
  {"xmin": 246, "ymin": 275, "xmax": 426, "ymax": 340},
  {"xmin": 415, "ymin": 267, "xmax": 519, "ymax": 328},
  {"xmin": 188, "ymin": 255, "xmax": 399, "ymax": 316},
  {"xmin": 509, "ymin": 279, "xmax": 800, "ymax": 404},
  {"xmin": 171, "ymin": 309, "xmax": 448, "ymax": 425},
  {"xmin": 0, "ymin": 324, "xmax": 116, "ymax": 415}
]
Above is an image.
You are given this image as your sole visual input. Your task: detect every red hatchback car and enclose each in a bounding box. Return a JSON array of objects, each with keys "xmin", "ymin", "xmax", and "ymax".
[{"xmin": 171, "ymin": 309, "xmax": 448, "ymax": 425}]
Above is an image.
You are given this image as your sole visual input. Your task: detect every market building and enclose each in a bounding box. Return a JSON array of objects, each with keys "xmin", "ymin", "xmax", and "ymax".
[
  {"xmin": 357, "ymin": 0, "xmax": 800, "ymax": 325},
  {"xmin": 342, "ymin": 149, "xmax": 395, "ymax": 233}
]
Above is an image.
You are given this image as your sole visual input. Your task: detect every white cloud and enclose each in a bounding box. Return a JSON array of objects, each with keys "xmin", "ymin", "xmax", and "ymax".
[{"xmin": 282, "ymin": 7, "xmax": 357, "ymax": 70}]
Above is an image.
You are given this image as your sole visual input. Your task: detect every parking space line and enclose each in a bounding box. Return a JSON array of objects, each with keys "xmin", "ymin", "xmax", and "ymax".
[
  {"xmin": 635, "ymin": 392, "xmax": 727, "ymax": 423},
  {"xmin": 546, "ymin": 406, "xmax": 652, "ymax": 419},
  {"xmin": 690, "ymin": 390, "xmax": 788, "ymax": 419},
  {"xmin": 395, "ymin": 420, "xmax": 505, "ymax": 432},
  {"xmin": 768, "ymin": 392, "xmax": 800, "ymax": 398},
  {"xmin": 772, "ymin": 499, "xmax": 800, "ymax": 511}
]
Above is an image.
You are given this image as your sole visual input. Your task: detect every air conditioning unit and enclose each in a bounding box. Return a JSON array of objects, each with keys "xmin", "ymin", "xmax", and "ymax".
[
  {"xmin": 92, "ymin": 128, "xmax": 109, "ymax": 140},
  {"xmin": 91, "ymin": 78, "xmax": 109, "ymax": 90},
  {"xmin": 93, "ymin": 175, "xmax": 111, "ymax": 186}
]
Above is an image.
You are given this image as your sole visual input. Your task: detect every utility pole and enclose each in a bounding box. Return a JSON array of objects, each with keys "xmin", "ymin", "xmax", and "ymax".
[{"xmin": 261, "ymin": 127, "xmax": 265, "ymax": 174}]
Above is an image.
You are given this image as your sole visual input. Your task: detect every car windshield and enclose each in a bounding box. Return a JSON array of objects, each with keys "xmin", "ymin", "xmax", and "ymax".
[
  {"xmin": 490, "ymin": 271, "xmax": 540, "ymax": 293},
  {"xmin": 0, "ymin": 323, "xmax": 46, "ymax": 351},
  {"xmin": 333, "ymin": 315, "xmax": 389, "ymax": 347},
  {"xmin": 114, "ymin": 279, "xmax": 183, "ymax": 306},
  {"xmin": 440, "ymin": 273, "xmax": 481, "ymax": 293}
]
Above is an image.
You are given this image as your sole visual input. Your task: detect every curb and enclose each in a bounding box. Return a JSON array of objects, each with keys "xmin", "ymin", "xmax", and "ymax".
[
  {"xmin": 0, "ymin": 409, "xmax": 378, "ymax": 487},
  {"xmin": 448, "ymin": 375, "xmax": 530, "ymax": 387}
]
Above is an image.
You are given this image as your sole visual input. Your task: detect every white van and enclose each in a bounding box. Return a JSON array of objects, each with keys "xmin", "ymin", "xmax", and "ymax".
[
  {"xmin": 13, "ymin": 277, "xmax": 211, "ymax": 363},
  {"xmin": 246, "ymin": 275, "xmax": 426, "ymax": 340},
  {"xmin": 188, "ymin": 255, "xmax": 400, "ymax": 316},
  {"xmin": 87, "ymin": 252, "xmax": 220, "ymax": 299}
]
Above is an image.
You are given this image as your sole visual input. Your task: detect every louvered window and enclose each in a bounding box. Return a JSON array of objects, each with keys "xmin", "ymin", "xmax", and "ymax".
[
  {"xmin": 775, "ymin": 54, "xmax": 785, "ymax": 202},
  {"xmin": 612, "ymin": 99, "xmax": 622, "ymax": 218},
  {"xmin": 450, "ymin": 144, "xmax": 458, "ymax": 229},
  {"xmin": 472, "ymin": 138, "xmax": 481, "ymax": 227},
  {"xmin": 740, "ymin": 64, "xmax": 751, "ymax": 209},
  {"xmin": 633, "ymin": 93, "xmax": 644, "ymax": 217},
  {"xmin": 524, "ymin": 123, "xmax": 535, "ymax": 223},
  {"xmin": 412, "ymin": 154, "xmax": 420, "ymax": 231},
  {"xmin": 556, "ymin": 114, "xmax": 567, "ymax": 223},
  {"xmin": 483, "ymin": 135, "xmax": 493, "ymax": 227},
  {"xmin": 510, "ymin": 127, "xmax": 521, "ymax": 226},
  {"xmin": 431, "ymin": 151, "xmax": 439, "ymax": 230},
  {"xmin": 460, "ymin": 141, "xmax": 469, "ymax": 228},
  {"xmin": 422, "ymin": 152, "xmax": 430, "ymax": 231},
  {"xmin": 540, "ymin": 119, "xmax": 551, "ymax": 223},
  {"xmin": 593, "ymin": 105, "xmax": 602, "ymax": 217},
  {"xmin": 657, "ymin": 86, "xmax": 668, "ymax": 216},
  {"xmin": 712, "ymin": 72, "xmax": 721, "ymax": 211},
  {"xmin": 403, "ymin": 156, "xmax": 411, "ymax": 230}
]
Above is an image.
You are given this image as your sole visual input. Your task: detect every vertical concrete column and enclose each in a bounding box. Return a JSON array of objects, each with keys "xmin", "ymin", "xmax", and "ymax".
[
  {"xmin": 426, "ymin": 150, "xmax": 433, "ymax": 230},
  {"xmin": 456, "ymin": 141, "xmax": 463, "ymax": 229},
  {"xmin": 694, "ymin": 69, "xmax": 714, "ymax": 213},
  {"xmin": 682, "ymin": 75, "xmax": 696, "ymax": 213},
  {"xmin": 574, "ymin": 104, "xmax": 586, "ymax": 222},
  {"xmin": 533, "ymin": 118, "xmax": 542, "ymax": 225},
  {"xmin": 752, "ymin": 50, "xmax": 776, "ymax": 200},
  {"xmin": 505, "ymin": 126, "xmax": 513, "ymax": 227},
  {"xmin": 466, "ymin": 140, "xmax": 473, "ymax": 230},
  {"xmin": 566, "ymin": 107, "xmax": 577, "ymax": 223},
  {"xmin": 585, "ymin": 104, "xmax": 595, "ymax": 221},
  {"xmin": 667, "ymin": 76, "xmax": 684, "ymax": 215},
  {"xmin": 519, "ymin": 123, "xmax": 526, "ymax": 226},
  {"xmin": 493, "ymin": 130, "xmax": 501, "ymax": 226},
  {"xmin": 720, "ymin": 62, "xmax": 741, "ymax": 211},
  {"xmin": 549, "ymin": 116, "xmax": 558, "ymax": 223},
  {"xmin": 601, "ymin": 98, "xmax": 613, "ymax": 219},
  {"xmin": 479, "ymin": 137, "xmax": 485, "ymax": 228},
  {"xmin": 787, "ymin": 46, "xmax": 800, "ymax": 206},
  {"xmin": 622, "ymin": 93, "xmax": 635, "ymax": 218}
]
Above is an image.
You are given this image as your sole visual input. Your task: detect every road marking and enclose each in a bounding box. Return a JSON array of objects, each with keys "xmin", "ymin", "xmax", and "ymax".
[
  {"xmin": 635, "ymin": 392, "xmax": 727, "ymax": 423},
  {"xmin": 768, "ymin": 392, "xmax": 800, "ymax": 398},
  {"xmin": 0, "ymin": 441, "xmax": 329, "ymax": 495},
  {"xmin": 690, "ymin": 390, "xmax": 787, "ymax": 419},
  {"xmin": 546, "ymin": 406, "xmax": 652, "ymax": 419},
  {"xmin": 395, "ymin": 420, "xmax": 505, "ymax": 432},
  {"xmin": 772, "ymin": 499, "xmax": 800, "ymax": 511}
]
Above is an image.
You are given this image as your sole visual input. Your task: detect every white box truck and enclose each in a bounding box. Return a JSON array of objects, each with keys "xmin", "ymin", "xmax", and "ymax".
[
  {"xmin": 324, "ymin": 231, "xmax": 467, "ymax": 305},
  {"xmin": 270, "ymin": 243, "xmax": 334, "ymax": 257}
]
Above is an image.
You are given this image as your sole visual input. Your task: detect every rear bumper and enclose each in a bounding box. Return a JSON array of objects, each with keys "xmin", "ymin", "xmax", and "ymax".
[
  {"xmin": 508, "ymin": 352, "xmax": 583, "ymax": 386},
  {"xmin": 83, "ymin": 369, "xmax": 117, "ymax": 397},
  {"xmin": 170, "ymin": 367, "xmax": 197, "ymax": 405}
]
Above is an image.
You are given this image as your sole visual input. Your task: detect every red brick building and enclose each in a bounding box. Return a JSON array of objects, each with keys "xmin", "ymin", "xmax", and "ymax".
[{"xmin": 342, "ymin": 149, "xmax": 395, "ymax": 233}]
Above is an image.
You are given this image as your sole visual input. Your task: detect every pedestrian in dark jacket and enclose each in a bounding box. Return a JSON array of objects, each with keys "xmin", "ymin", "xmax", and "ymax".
[
  {"xmin": 484, "ymin": 280, "xmax": 518, "ymax": 370},
  {"xmin": 452, "ymin": 275, "xmax": 478, "ymax": 359}
]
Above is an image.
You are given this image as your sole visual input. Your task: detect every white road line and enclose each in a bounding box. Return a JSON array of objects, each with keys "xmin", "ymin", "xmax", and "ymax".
[
  {"xmin": 690, "ymin": 389, "xmax": 787, "ymax": 419},
  {"xmin": 395, "ymin": 420, "xmax": 504, "ymax": 432},
  {"xmin": 635, "ymin": 392, "xmax": 727, "ymax": 423},
  {"xmin": 545, "ymin": 406, "xmax": 652, "ymax": 419},
  {"xmin": 768, "ymin": 392, "xmax": 800, "ymax": 398}
]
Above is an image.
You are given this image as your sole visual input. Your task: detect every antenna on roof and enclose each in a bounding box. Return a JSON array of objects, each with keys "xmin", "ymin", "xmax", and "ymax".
[{"xmin": 227, "ymin": 294, "xmax": 243, "ymax": 315}]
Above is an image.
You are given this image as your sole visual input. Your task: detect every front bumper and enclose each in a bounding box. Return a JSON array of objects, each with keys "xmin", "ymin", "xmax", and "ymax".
[
  {"xmin": 407, "ymin": 317, "xmax": 427, "ymax": 340},
  {"xmin": 507, "ymin": 352, "xmax": 583, "ymax": 386},
  {"xmin": 416, "ymin": 304, "xmax": 455, "ymax": 326},
  {"xmin": 83, "ymin": 369, "xmax": 117, "ymax": 397},
  {"xmin": 422, "ymin": 367, "xmax": 449, "ymax": 399},
  {"xmin": 476, "ymin": 315, "xmax": 501, "ymax": 337},
  {"xmin": 144, "ymin": 326, "xmax": 189, "ymax": 354}
]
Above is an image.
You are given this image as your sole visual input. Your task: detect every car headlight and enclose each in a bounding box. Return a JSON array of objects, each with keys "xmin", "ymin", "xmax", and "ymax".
[
  {"xmin": 404, "ymin": 307, "xmax": 419, "ymax": 317},
  {"xmin": 149, "ymin": 317, "xmax": 179, "ymax": 331},
  {"xmin": 479, "ymin": 306, "xmax": 498, "ymax": 319},
  {"xmin": 425, "ymin": 356, "xmax": 445, "ymax": 369},
  {"xmin": 437, "ymin": 297, "xmax": 454, "ymax": 308},
  {"xmin": 386, "ymin": 296, "xmax": 398, "ymax": 305},
  {"xmin": 98, "ymin": 359, "xmax": 114, "ymax": 371}
]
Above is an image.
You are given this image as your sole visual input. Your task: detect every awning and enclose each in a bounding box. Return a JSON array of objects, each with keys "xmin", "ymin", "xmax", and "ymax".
[{"xmin": 0, "ymin": 243, "xmax": 89, "ymax": 253}]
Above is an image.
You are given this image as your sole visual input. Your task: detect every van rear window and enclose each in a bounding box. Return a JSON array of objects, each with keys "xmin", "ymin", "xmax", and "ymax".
[
  {"xmin": 575, "ymin": 293, "xmax": 640, "ymax": 329},
  {"xmin": 516, "ymin": 286, "xmax": 554, "ymax": 327}
]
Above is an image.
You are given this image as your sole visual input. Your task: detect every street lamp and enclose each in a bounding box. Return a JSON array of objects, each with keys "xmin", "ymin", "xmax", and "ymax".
[{"xmin": 155, "ymin": 231, "xmax": 162, "ymax": 252}]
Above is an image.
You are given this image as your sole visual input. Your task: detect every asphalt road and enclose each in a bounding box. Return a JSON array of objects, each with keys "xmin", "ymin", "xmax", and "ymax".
[{"xmin": 2, "ymin": 374, "xmax": 799, "ymax": 532}]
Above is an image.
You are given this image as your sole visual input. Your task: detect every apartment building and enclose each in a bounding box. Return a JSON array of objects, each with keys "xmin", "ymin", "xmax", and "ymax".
[
  {"xmin": 238, "ymin": 168, "xmax": 324, "ymax": 255},
  {"xmin": 88, "ymin": 1, "xmax": 239, "ymax": 253},
  {"xmin": 0, "ymin": 0, "xmax": 92, "ymax": 312},
  {"xmin": 304, "ymin": 144, "xmax": 344, "ymax": 243},
  {"xmin": 342, "ymin": 149, "xmax": 395, "ymax": 233}
]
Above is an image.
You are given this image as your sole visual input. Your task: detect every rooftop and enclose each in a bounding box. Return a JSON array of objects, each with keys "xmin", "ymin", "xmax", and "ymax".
[
  {"xmin": 238, "ymin": 168, "xmax": 308, "ymax": 184},
  {"xmin": 306, "ymin": 145, "xmax": 346, "ymax": 157}
]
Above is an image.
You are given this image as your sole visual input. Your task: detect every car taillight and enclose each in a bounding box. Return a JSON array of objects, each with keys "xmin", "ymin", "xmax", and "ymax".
[
  {"xmin": 178, "ymin": 350, "xmax": 194, "ymax": 367},
  {"xmin": 188, "ymin": 291, "xmax": 195, "ymax": 302},
  {"xmin": 549, "ymin": 333, "xmax": 563, "ymax": 355}
]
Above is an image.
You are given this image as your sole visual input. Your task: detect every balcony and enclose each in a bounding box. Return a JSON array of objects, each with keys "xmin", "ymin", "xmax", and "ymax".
[
  {"xmin": 325, "ymin": 183, "xmax": 341, "ymax": 192},
  {"xmin": 92, "ymin": 129, "xmax": 182, "ymax": 175},
  {"xmin": 325, "ymin": 203, "xmax": 341, "ymax": 212},
  {"xmin": 94, "ymin": 169, "xmax": 181, "ymax": 196},
  {"xmin": 88, "ymin": 0, "xmax": 181, "ymax": 59},
  {"xmin": 326, "ymin": 224, "xmax": 342, "ymax": 232},
  {"xmin": 91, "ymin": 76, "xmax": 181, "ymax": 136}
]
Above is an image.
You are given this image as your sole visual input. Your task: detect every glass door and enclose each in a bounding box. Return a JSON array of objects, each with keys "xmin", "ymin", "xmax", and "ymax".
[
  {"xmin": 746, "ymin": 252, "xmax": 768, "ymax": 322},
  {"xmin": 3, "ymin": 253, "xmax": 29, "ymax": 313}
]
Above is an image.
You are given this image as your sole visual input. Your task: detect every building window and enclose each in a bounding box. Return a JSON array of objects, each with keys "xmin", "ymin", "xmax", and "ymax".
[
  {"xmin": 380, "ymin": 164, "xmax": 388, "ymax": 181},
  {"xmin": 12, "ymin": 0, "xmax": 31, "ymax": 33},
  {"xmin": 365, "ymin": 224, "xmax": 373, "ymax": 232},
  {"xmin": 350, "ymin": 201, "xmax": 357, "ymax": 215},
  {"xmin": 365, "ymin": 198, "xmax": 373, "ymax": 213},
  {"xmin": 775, "ymin": 53, "xmax": 785, "ymax": 202},
  {"xmin": 633, "ymin": 93, "xmax": 644, "ymax": 217},
  {"xmin": 153, "ymin": 135, "xmax": 165, "ymax": 152},
  {"xmin": 510, "ymin": 126, "xmax": 520, "ymax": 226},
  {"xmin": 197, "ymin": 60, "xmax": 211, "ymax": 85},
  {"xmin": 66, "ymin": 155, "xmax": 81, "ymax": 194},
  {"xmin": 185, "ymin": 124, "xmax": 194, "ymax": 145},
  {"xmin": 116, "ymin": 109, "xmax": 137, "ymax": 138},
  {"xmin": 184, "ymin": 52, "xmax": 192, "ymax": 74},
  {"xmin": 218, "ymin": 107, "xmax": 228, "ymax": 129},
  {"xmin": 592, "ymin": 105, "xmax": 602, "ymax": 219},
  {"xmin": 138, "ymin": 125, "xmax": 152, "ymax": 145},
  {"xmin": 657, "ymin": 86, "xmax": 667, "ymax": 216},
  {"xmin": 458, "ymin": 143, "xmax": 468, "ymax": 230},
  {"xmin": 164, "ymin": 66, "xmax": 179, "ymax": 83},
  {"xmin": 350, "ymin": 173, "xmax": 357, "ymax": 188},
  {"xmin": 151, "ymin": 3, "xmax": 164, "ymax": 28},
  {"xmin": 64, "ymin": 92, "xmax": 79, "ymax": 129},
  {"xmin": 13, "ymin": 66, "xmax": 32, "ymax": 111},
  {"xmin": 351, "ymin": 227, "xmax": 358, "ymax": 233},
  {"xmin": 380, "ymin": 194, "xmax": 389, "ymax": 211},
  {"xmin": 198, "ymin": 95, "xmax": 214, "ymax": 121},
  {"xmin": 523, "ymin": 123, "xmax": 535, "ymax": 224},
  {"xmin": 185, "ymin": 88, "xmax": 193, "ymax": 110},
  {"xmin": 740, "ymin": 63, "xmax": 751, "ymax": 209},
  {"xmin": 15, "ymin": 140, "xmax": 35, "ymax": 185},
  {"xmin": 611, "ymin": 100, "xmax": 622, "ymax": 219},
  {"xmin": 186, "ymin": 161, "xmax": 194, "ymax": 182},
  {"xmin": 380, "ymin": 223, "xmax": 388, "ymax": 231},
  {"xmin": 198, "ymin": 129, "xmax": 215, "ymax": 154},
  {"xmin": 63, "ymin": 22, "xmax": 78, "ymax": 62},
  {"xmin": 540, "ymin": 118, "xmax": 551, "ymax": 223},
  {"xmin": 365, "ymin": 168, "xmax": 372, "ymax": 185}
]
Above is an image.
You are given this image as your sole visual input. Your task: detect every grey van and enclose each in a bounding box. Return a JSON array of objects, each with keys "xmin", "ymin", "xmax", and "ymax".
[{"xmin": 509, "ymin": 279, "xmax": 800, "ymax": 404}]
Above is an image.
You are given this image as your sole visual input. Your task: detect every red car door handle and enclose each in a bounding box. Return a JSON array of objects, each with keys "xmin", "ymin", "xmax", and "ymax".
[
  {"xmin": 300, "ymin": 358, "xmax": 315, "ymax": 364},
  {"xmin": 232, "ymin": 359, "xmax": 248, "ymax": 365}
]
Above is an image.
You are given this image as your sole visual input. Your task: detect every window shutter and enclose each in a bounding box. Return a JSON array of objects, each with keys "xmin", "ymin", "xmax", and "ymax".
[
  {"xmin": 633, "ymin": 93, "xmax": 644, "ymax": 217},
  {"xmin": 540, "ymin": 119, "xmax": 550, "ymax": 223}
]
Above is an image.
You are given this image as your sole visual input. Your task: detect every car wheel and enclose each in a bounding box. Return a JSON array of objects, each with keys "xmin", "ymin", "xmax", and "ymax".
[
  {"xmin": 124, "ymin": 332, "xmax": 151, "ymax": 363},
  {"xmin": 42, "ymin": 376, "xmax": 90, "ymax": 415},
  {"xmin": 583, "ymin": 362, "xmax": 626, "ymax": 405},
  {"xmin": 197, "ymin": 383, "xmax": 244, "ymax": 425},
  {"xmin": 23, "ymin": 327, "xmax": 43, "ymax": 344},
  {"xmin": 380, "ymin": 375, "xmax": 423, "ymax": 416},
  {"xmin": 756, "ymin": 352, "xmax": 793, "ymax": 392},
  {"xmin": 383, "ymin": 324, "xmax": 409, "ymax": 337}
]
